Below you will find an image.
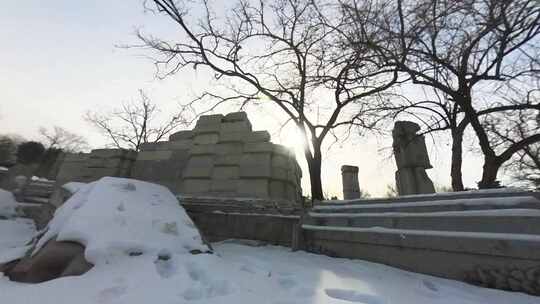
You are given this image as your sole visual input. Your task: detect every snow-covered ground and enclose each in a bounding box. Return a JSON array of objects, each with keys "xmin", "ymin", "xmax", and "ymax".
[
  {"xmin": 0, "ymin": 178, "xmax": 538, "ymax": 304},
  {"xmin": 0, "ymin": 241, "xmax": 537, "ymax": 303}
]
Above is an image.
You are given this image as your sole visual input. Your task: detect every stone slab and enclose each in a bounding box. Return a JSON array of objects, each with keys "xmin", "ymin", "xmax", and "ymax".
[
  {"xmin": 169, "ymin": 130, "xmax": 194, "ymax": 141},
  {"xmin": 136, "ymin": 150, "xmax": 173, "ymax": 161}
]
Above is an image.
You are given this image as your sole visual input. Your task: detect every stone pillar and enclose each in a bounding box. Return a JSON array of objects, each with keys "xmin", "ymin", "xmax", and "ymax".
[
  {"xmin": 341, "ymin": 165, "xmax": 360, "ymax": 199},
  {"xmin": 392, "ymin": 121, "xmax": 435, "ymax": 196}
]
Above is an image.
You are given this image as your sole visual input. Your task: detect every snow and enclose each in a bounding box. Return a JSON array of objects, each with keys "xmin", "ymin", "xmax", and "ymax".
[
  {"xmin": 309, "ymin": 208, "xmax": 540, "ymax": 217},
  {"xmin": 0, "ymin": 218, "xmax": 35, "ymax": 264},
  {"xmin": 323, "ymin": 188, "xmax": 529, "ymax": 204},
  {"xmin": 315, "ymin": 196, "xmax": 540, "ymax": 210},
  {"xmin": 0, "ymin": 189, "xmax": 19, "ymax": 218},
  {"xmin": 0, "ymin": 241, "xmax": 537, "ymax": 303},
  {"xmin": 61, "ymin": 182, "xmax": 87, "ymax": 194},
  {"xmin": 0, "ymin": 166, "xmax": 8, "ymax": 171},
  {"xmin": 0, "ymin": 177, "xmax": 537, "ymax": 303},
  {"xmin": 0, "ymin": 189, "xmax": 36, "ymax": 263},
  {"xmin": 35, "ymin": 177, "xmax": 208, "ymax": 264},
  {"xmin": 30, "ymin": 176, "xmax": 50, "ymax": 182}
]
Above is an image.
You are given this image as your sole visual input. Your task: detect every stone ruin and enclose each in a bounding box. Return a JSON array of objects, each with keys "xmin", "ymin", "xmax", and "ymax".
[
  {"xmin": 392, "ymin": 121, "xmax": 435, "ymax": 195},
  {"xmin": 341, "ymin": 165, "xmax": 360, "ymax": 199},
  {"xmin": 51, "ymin": 112, "xmax": 302, "ymax": 202}
]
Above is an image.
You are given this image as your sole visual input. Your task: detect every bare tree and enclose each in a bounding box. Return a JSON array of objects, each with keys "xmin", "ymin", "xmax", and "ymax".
[
  {"xmin": 39, "ymin": 126, "xmax": 89, "ymax": 153},
  {"xmin": 85, "ymin": 90, "xmax": 188, "ymax": 151},
  {"xmin": 135, "ymin": 0, "xmax": 400, "ymax": 200},
  {"xmin": 343, "ymin": 0, "xmax": 540, "ymax": 189}
]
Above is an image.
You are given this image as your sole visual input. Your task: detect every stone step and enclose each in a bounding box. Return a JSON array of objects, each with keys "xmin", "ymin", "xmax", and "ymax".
[
  {"xmin": 22, "ymin": 188, "xmax": 54, "ymax": 198},
  {"xmin": 301, "ymin": 224, "xmax": 540, "ymax": 295},
  {"xmin": 317, "ymin": 190, "xmax": 540, "ymax": 206},
  {"xmin": 302, "ymin": 224, "xmax": 540, "ymax": 260},
  {"xmin": 305, "ymin": 209, "xmax": 540, "ymax": 235},
  {"xmin": 312, "ymin": 196, "xmax": 540, "ymax": 213},
  {"xmin": 22, "ymin": 196, "xmax": 50, "ymax": 204}
]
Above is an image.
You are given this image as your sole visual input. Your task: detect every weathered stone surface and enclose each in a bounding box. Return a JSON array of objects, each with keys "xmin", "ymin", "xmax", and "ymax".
[
  {"xmin": 210, "ymin": 179, "xmax": 238, "ymax": 192},
  {"xmin": 51, "ymin": 111, "xmax": 302, "ymax": 202},
  {"xmin": 239, "ymin": 153, "xmax": 272, "ymax": 178},
  {"xmin": 212, "ymin": 166, "xmax": 239, "ymax": 180},
  {"xmin": 182, "ymin": 179, "xmax": 212, "ymax": 194},
  {"xmin": 342, "ymin": 165, "xmax": 360, "ymax": 200},
  {"xmin": 238, "ymin": 179, "xmax": 269, "ymax": 197},
  {"xmin": 221, "ymin": 121, "xmax": 252, "ymax": 133},
  {"xmin": 6, "ymin": 239, "xmax": 92, "ymax": 283},
  {"xmin": 224, "ymin": 111, "xmax": 248, "ymax": 122},
  {"xmin": 183, "ymin": 156, "xmax": 215, "ymax": 178},
  {"xmin": 393, "ymin": 121, "xmax": 432, "ymax": 169},
  {"xmin": 194, "ymin": 133, "xmax": 220, "ymax": 145},
  {"xmin": 392, "ymin": 121, "xmax": 435, "ymax": 196},
  {"xmin": 169, "ymin": 130, "xmax": 194, "ymax": 141}
]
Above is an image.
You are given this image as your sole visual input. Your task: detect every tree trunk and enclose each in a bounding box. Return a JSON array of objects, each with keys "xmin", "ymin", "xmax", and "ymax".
[
  {"xmin": 450, "ymin": 129, "xmax": 465, "ymax": 191},
  {"xmin": 307, "ymin": 149, "xmax": 324, "ymax": 201},
  {"xmin": 478, "ymin": 156, "xmax": 501, "ymax": 189}
]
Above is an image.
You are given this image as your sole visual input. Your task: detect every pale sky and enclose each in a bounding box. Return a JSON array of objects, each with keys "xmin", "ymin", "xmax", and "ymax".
[{"xmin": 0, "ymin": 1, "xmax": 495, "ymax": 197}]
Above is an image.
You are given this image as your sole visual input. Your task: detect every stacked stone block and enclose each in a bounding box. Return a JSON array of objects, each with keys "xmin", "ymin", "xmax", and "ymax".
[
  {"xmin": 131, "ymin": 112, "xmax": 302, "ymax": 201},
  {"xmin": 55, "ymin": 149, "xmax": 136, "ymax": 185}
]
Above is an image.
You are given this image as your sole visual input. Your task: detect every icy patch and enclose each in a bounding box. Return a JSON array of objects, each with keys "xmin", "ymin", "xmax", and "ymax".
[
  {"xmin": 0, "ymin": 190, "xmax": 18, "ymax": 218},
  {"xmin": 34, "ymin": 177, "xmax": 208, "ymax": 264},
  {"xmin": 325, "ymin": 289, "xmax": 385, "ymax": 304},
  {"xmin": 0, "ymin": 218, "xmax": 36, "ymax": 263}
]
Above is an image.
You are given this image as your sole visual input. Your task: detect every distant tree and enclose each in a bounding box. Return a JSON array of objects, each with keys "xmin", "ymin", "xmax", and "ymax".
[
  {"xmin": 384, "ymin": 184, "xmax": 398, "ymax": 198},
  {"xmin": 16, "ymin": 141, "xmax": 45, "ymax": 164},
  {"xmin": 0, "ymin": 135, "xmax": 23, "ymax": 167},
  {"xmin": 39, "ymin": 126, "xmax": 89, "ymax": 152},
  {"xmin": 136, "ymin": 0, "xmax": 400, "ymax": 200},
  {"xmin": 85, "ymin": 90, "xmax": 188, "ymax": 151}
]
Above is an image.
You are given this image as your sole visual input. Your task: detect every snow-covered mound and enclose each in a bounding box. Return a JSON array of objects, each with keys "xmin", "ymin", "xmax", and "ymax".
[
  {"xmin": 0, "ymin": 189, "xmax": 19, "ymax": 218},
  {"xmin": 35, "ymin": 177, "xmax": 208, "ymax": 264}
]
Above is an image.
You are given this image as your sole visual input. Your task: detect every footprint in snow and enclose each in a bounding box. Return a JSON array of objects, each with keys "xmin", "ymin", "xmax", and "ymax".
[
  {"xmin": 325, "ymin": 288, "xmax": 385, "ymax": 304},
  {"xmin": 96, "ymin": 285, "xmax": 127, "ymax": 303}
]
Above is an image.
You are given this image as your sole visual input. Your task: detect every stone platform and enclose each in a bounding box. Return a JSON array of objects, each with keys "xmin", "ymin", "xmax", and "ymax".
[{"xmin": 301, "ymin": 190, "xmax": 540, "ymax": 295}]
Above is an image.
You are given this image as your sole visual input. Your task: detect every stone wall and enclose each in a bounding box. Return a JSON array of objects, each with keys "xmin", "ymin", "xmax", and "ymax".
[
  {"xmin": 131, "ymin": 112, "xmax": 302, "ymax": 201},
  {"xmin": 55, "ymin": 149, "xmax": 136, "ymax": 186}
]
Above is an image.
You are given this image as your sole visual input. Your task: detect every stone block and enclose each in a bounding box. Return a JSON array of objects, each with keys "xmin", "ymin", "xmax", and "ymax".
[
  {"xmin": 271, "ymin": 167, "xmax": 289, "ymax": 181},
  {"xmin": 194, "ymin": 133, "xmax": 220, "ymax": 145},
  {"xmin": 194, "ymin": 124, "xmax": 221, "ymax": 134},
  {"xmin": 169, "ymin": 130, "xmax": 194, "ymax": 141},
  {"xmin": 212, "ymin": 166, "xmax": 239, "ymax": 180},
  {"xmin": 196, "ymin": 114, "xmax": 224, "ymax": 126},
  {"xmin": 218, "ymin": 131, "xmax": 251, "ymax": 143},
  {"xmin": 214, "ymin": 154, "xmax": 242, "ymax": 166},
  {"xmin": 139, "ymin": 142, "xmax": 158, "ymax": 151},
  {"xmin": 136, "ymin": 150, "xmax": 173, "ymax": 161},
  {"xmin": 190, "ymin": 144, "xmax": 217, "ymax": 155},
  {"xmin": 220, "ymin": 121, "xmax": 252, "ymax": 133},
  {"xmin": 238, "ymin": 179, "xmax": 269, "ymax": 198},
  {"xmin": 271, "ymin": 155, "xmax": 291, "ymax": 169},
  {"xmin": 273, "ymin": 144, "xmax": 292, "ymax": 156},
  {"xmin": 210, "ymin": 179, "xmax": 238, "ymax": 192},
  {"xmin": 90, "ymin": 149, "xmax": 130, "ymax": 159},
  {"xmin": 63, "ymin": 153, "xmax": 89, "ymax": 162},
  {"xmin": 246, "ymin": 131, "xmax": 271, "ymax": 143},
  {"xmin": 182, "ymin": 179, "xmax": 212, "ymax": 194},
  {"xmin": 183, "ymin": 156, "xmax": 214, "ymax": 178},
  {"xmin": 244, "ymin": 142, "xmax": 274, "ymax": 154},
  {"xmin": 166, "ymin": 140, "xmax": 193, "ymax": 150},
  {"xmin": 269, "ymin": 180, "xmax": 286, "ymax": 199},
  {"xmin": 239, "ymin": 153, "xmax": 272, "ymax": 178},
  {"xmin": 223, "ymin": 112, "xmax": 248, "ymax": 122},
  {"xmin": 215, "ymin": 143, "xmax": 244, "ymax": 155},
  {"xmin": 81, "ymin": 167, "xmax": 120, "ymax": 179}
]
